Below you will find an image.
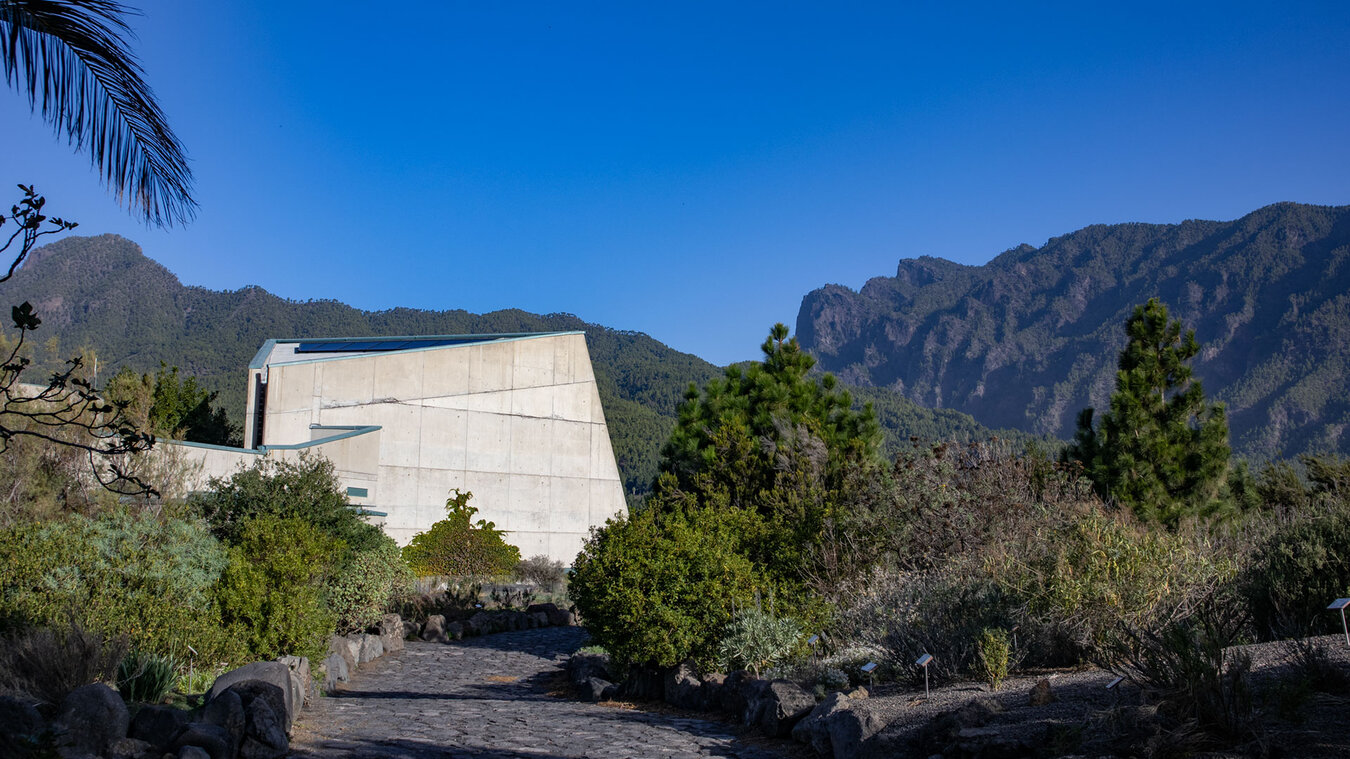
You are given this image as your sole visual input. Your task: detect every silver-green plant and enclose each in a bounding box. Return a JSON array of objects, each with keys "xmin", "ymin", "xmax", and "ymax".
[
  {"xmin": 117, "ymin": 649, "xmax": 178, "ymax": 704},
  {"xmin": 717, "ymin": 605, "xmax": 801, "ymax": 676}
]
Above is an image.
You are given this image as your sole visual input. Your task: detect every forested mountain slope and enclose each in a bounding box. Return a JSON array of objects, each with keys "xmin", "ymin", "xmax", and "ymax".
[
  {"xmin": 1, "ymin": 235, "xmax": 1020, "ymax": 498},
  {"xmin": 797, "ymin": 202, "xmax": 1350, "ymax": 461}
]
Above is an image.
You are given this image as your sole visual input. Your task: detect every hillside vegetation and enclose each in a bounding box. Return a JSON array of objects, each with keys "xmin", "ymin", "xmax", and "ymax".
[
  {"xmin": 798, "ymin": 202, "xmax": 1350, "ymax": 462},
  {"xmin": 0, "ymin": 234, "xmax": 1022, "ymax": 498}
]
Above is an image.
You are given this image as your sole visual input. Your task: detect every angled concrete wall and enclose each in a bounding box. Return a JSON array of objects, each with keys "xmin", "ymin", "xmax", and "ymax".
[{"xmin": 243, "ymin": 332, "xmax": 625, "ymax": 563}]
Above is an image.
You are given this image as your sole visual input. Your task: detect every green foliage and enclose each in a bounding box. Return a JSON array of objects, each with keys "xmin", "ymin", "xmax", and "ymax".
[
  {"xmin": 0, "ymin": 511, "xmax": 241, "ymax": 666},
  {"xmin": 513, "ymin": 555, "xmax": 566, "ymax": 593},
  {"xmin": 975, "ymin": 627, "xmax": 1011, "ymax": 690},
  {"xmin": 402, "ymin": 489, "xmax": 521, "ymax": 577},
  {"xmin": 116, "ymin": 648, "xmax": 178, "ymax": 704},
  {"xmin": 193, "ymin": 455, "xmax": 381, "ymax": 552},
  {"xmin": 717, "ymin": 604, "xmax": 802, "ymax": 676},
  {"xmin": 1065, "ymin": 298, "xmax": 1231, "ymax": 526},
  {"xmin": 1242, "ymin": 499, "xmax": 1350, "ymax": 638},
  {"xmin": 104, "ymin": 363, "xmax": 238, "ymax": 445},
  {"xmin": 569, "ymin": 505, "xmax": 763, "ymax": 668},
  {"xmin": 214, "ymin": 515, "xmax": 338, "ymax": 662},
  {"xmin": 326, "ymin": 537, "xmax": 414, "ymax": 635}
]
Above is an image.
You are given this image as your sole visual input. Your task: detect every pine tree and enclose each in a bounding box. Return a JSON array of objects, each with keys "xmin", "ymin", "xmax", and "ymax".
[{"xmin": 1066, "ymin": 298, "xmax": 1229, "ymax": 526}]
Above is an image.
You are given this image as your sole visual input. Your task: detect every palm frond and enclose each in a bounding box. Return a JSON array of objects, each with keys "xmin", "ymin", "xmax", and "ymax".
[{"xmin": 0, "ymin": 0, "xmax": 195, "ymax": 227}]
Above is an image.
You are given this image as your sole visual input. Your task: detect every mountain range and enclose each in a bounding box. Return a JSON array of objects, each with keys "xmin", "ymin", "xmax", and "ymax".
[
  {"xmin": 0, "ymin": 234, "xmax": 1018, "ymax": 498},
  {"xmin": 796, "ymin": 202, "xmax": 1350, "ymax": 462}
]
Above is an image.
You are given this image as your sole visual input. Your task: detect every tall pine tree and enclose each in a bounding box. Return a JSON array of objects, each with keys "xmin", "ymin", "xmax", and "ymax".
[{"xmin": 1066, "ymin": 298, "xmax": 1229, "ymax": 526}]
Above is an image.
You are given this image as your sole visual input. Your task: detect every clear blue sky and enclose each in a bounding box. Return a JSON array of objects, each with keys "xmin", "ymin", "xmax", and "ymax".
[{"xmin": 3, "ymin": 2, "xmax": 1347, "ymax": 366}]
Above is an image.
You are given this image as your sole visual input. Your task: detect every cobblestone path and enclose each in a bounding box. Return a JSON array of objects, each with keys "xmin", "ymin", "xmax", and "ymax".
[{"xmin": 289, "ymin": 627, "xmax": 800, "ymax": 759}]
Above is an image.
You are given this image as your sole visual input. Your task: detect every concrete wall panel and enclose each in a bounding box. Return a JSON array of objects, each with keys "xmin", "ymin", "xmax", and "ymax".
[
  {"xmin": 508, "ymin": 415, "xmax": 553, "ymax": 477},
  {"xmin": 417, "ymin": 407, "xmax": 468, "ymax": 470},
  {"xmin": 509, "ymin": 385, "xmax": 554, "ymax": 418},
  {"xmin": 469, "ymin": 344, "xmax": 513, "ymax": 394},
  {"xmin": 513, "ymin": 338, "xmax": 555, "ymax": 389},
  {"xmin": 318, "ymin": 356, "xmax": 375, "ymax": 406},
  {"xmin": 465, "ymin": 412, "xmax": 512, "ymax": 472},
  {"xmin": 552, "ymin": 383, "xmax": 592, "ymax": 423},
  {"xmin": 373, "ymin": 350, "xmax": 425, "ymax": 401},
  {"xmin": 551, "ymin": 421, "xmax": 592, "ymax": 479},
  {"xmin": 422, "ymin": 347, "xmax": 471, "ymax": 398}
]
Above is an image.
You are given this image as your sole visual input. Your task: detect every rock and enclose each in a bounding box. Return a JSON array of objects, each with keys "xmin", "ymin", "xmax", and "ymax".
[
  {"xmin": 567, "ymin": 652, "xmax": 613, "ymax": 689},
  {"xmin": 445, "ymin": 621, "xmax": 465, "ymax": 640},
  {"xmin": 357, "ymin": 633, "xmax": 385, "ymax": 663},
  {"xmin": 170, "ymin": 722, "xmax": 232, "ymax": 759},
  {"xmin": 327, "ymin": 635, "xmax": 357, "ymax": 675},
  {"xmin": 238, "ymin": 693, "xmax": 288, "ymax": 759},
  {"xmin": 422, "ymin": 614, "xmax": 448, "ymax": 643},
  {"xmin": 739, "ymin": 678, "xmax": 771, "ymax": 726},
  {"xmin": 1028, "ymin": 678, "xmax": 1055, "ymax": 707},
  {"xmin": 208, "ymin": 661, "xmax": 296, "ymax": 732},
  {"xmin": 918, "ymin": 696, "xmax": 1006, "ymax": 756},
  {"xmin": 321, "ymin": 651, "xmax": 349, "ymax": 692},
  {"xmin": 754, "ymin": 680, "xmax": 816, "ymax": 737},
  {"xmin": 792, "ymin": 691, "xmax": 851, "ymax": 755},
  {"xmin": 584, "ymin": 677, "xmax": 616, "ymax": 702},
  {"xmin": 719, "ymin": 671, "xmax": 757, "ymax": 715},
  {"xmin": 201, "ymin": 687, "xmax": 245, "ymax": 756},
  {"xmin": 0, "ymin": 694, "xmax": 45, "ymax": 742},
  {"xmin": 105, "ymin": 737, "xmax": 153, "ymax": 759},
  {"xmin": 846, "ymin": 686, "xmax": 869, "ymax": 700},
  {"xmin": 276, "ymin": 655, "xmax": 311, "ymax": 707},
  {"xmin": 825, "ymin": 700, "xmax": 886, "ymax": 759},
  {"xmin": 620, "ymin": 665, "xmax": 664, "ymax": 701},
  {"xmin": 55, "ymin": 683, "xmax": 129, "ymax": 757},
  {"xmin": 700, "ymin": 672, "xmax": 726, "ymax": 708},
  {"xmin": 526, "ymin": 602, "xmax": 573, "ymax": 627},
  {"xmin": 378, "ymin": 614, "xmax": 405, "ymax": 653},
  {"xmin": 128, "ymin": 704, "xmax": 189, "ymax": 750},
  {"xmin": 663, "ymin": 661, "xmax": 706, "ymax": 710},
  {"xmin": 530, "ymin": 611, "xmax": 550, "ymax": 628},
  {"xmin": 466, "ymin": 611, "xmax": 495, "ymax": 636},
  {"xmin": 177, "ymin": 745, "xmax": 211, "ymax": 759},
  {"xmin": 954, "ymin": 725, "xmax": 1040, "ymax": 759}
]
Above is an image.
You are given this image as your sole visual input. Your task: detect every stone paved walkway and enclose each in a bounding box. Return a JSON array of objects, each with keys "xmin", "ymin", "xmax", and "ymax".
[{"xmin": 289, "ymin": 627, "xmax": 800, "ymax": 759}]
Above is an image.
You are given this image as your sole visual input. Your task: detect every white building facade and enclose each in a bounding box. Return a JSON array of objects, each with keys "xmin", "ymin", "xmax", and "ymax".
[{"xmin": 169, "ymin": 332, "xmax": 627, "ymax": 564}]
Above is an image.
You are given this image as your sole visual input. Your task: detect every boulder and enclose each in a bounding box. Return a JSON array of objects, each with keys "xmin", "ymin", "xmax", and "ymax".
[
  {"xmin": 529, "ymin": 611, "xmax": 550, "ymax": 628},
  {"xmin": 583, "ymin": 677, "xmax": 617, "ymax": 702},
  {"xmin": 377, "ymin": 614, "xmax": 405, "ymax": 653},
  {"xmin": 170, "ymin": 722, "xmax": 232, "ymax": 759},
  {"xmin": 55, "ymin": 683, "xmax": 129, "ymax": 757},
  {"xmin": 738, "ymin": 678, "xmax": 772, "ymax": 726},
  {"xmin": 276, "ymin": 655, "xmax": 311, "ymax": 707},
  {"xmin": 663, "ymin": 661, "xmax": 706, "ymax": 710},
  {"xmin": 321, "ymin": 651, "xmax": 349, "ymax": 692},
  {"xmin": 620, "ymin": 665, "xmax": 664, "ymax": 701},
  {"xmin": 719, "ymin": 670, "xmax": 757, "ymax": 716},
  {"xmin": 177, "ymin": 745, "xmax": 211, "ymax": 759},
  {"xmin": 0, "ymin": 694, "xmax": 45, "ymax": 743},
  {"xmin": 328, "ymin": 635, "xmax": 357, "ymax": 674},
  {"xmin": 421, "ymin": 615, "xmax": 448, "ymax": 643},
  {"xmin": 568, "ymin": 653, "xmax": 613, "ymax": 689},
  {"xmin": 753, "ymin": 680, "xmax": 816, "ymax": 737},
  {"xmin": 357, "ymin": 633, "xmax": 385, "ymax": 664},
  {"xmin": 953, "ymin": 725, "xmax": 1039, "ymax": 759},
  {"xmin": 700, "ymin": 672, "xmax": 726, "ymax": 708},
  {"xmin": 917, "ymin": 696, "xmax": 1005, "ymax": 757},
  {"xmin": 105, "ymin": 737, "xmax": 153, "ymax": 759},
  {"xmin": 238, "ymin": 693, "xmax": 288, "ymax": 759},
  {"xmin": 445, "ymin": 621, "xmax": 465, "ymax": 640},
  {"xmin": 1028, "ymin": 678, "xmax": 1055, "ymax": 707},
  {"xmin": 466, "ymin": 612, "xmax": 496, "ymax": 636},
  {"xmin": 825, "ymin": 700, "xmax": 886, "ymax": 759},
  {"xmin": 208, "ymin": 661, "xmax": 296, "ymax": 731},
  {"xmin": 201, "ymin": 687, "xmax": 245, "ymax": 756},
  {"xmin": 128, "ymin": 704, "xmax": 190, "ymax": 750},
  {"xmin": 792, "ymin": 691, "xmax": 851, "ymax": 755},
  {"xmin": 527, "ymin": 602, "xmax": 573, "ymax": 627}
]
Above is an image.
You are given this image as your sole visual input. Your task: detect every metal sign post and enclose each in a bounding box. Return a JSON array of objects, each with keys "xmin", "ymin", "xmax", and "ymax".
[
  {"xmin": 915, "ymin": 654, "xmax": 933, "ymax": 698},
  {"xmin": 1329, "ymin": 598, "xmax": 1350, "ymax": 646},
  {"xmin": 861, "ymin": 661, "xmax": 878, "ymax": 690},
  {"xmin": 807, "ymin": 634, "xmax": 820, "ymax": 664}
]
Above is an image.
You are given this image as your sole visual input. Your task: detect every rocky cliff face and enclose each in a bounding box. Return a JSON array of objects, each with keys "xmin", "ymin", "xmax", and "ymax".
[{"xmin": 796, "ymin": 202, "xmax": 1350, "ymax": 460}]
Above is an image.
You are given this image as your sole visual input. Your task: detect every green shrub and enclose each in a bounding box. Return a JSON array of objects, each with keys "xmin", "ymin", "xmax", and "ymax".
[
  {"xmin": 514, "ymin": 555, "xmax": 566, "ymax": 593},
  {"xmin": 570, "ymin": 505, "xmax": 763, "ymax": 668},
  {"xmin": 402, "ymin": 489, "xmax": 521, "ymax": 577},
  {"xmin": 717, "ymin": 604, "xmax": 802, "ymax": 675},
  {"xmin": 326, "ymin": 536, "xmax": 414, "ymax": 635},
  {"xmin": 1242, "ymin": 503, "xmax": 1350, "ymax": 638},
  {"xmin": 117, "ymin": 648, "xmax": 178, "ymax": 704},
  {"xmin": 0, "ymin": 512, "xmax": 242, "ymax": 667},
  {"xmin": 975, "ymin": 627, "xmax": 1011, "ymax": 690},
  {"xmin": 214, "ymin": 515, "xmax": 339, "ymax": 662}
]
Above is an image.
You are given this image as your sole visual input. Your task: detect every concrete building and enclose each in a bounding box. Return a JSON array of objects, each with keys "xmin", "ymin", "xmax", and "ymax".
[{"xmin": 168, "ymin": 332, "xmax": 627, "ymax": 563}]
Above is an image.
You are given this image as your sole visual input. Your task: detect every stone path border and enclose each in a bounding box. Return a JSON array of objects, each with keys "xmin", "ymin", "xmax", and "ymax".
[{"xmin": 289, "ymin": 626, "xmax": 804, "ymax": 758}]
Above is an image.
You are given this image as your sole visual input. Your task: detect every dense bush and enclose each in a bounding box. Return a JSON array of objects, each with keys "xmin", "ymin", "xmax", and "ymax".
[
  {"xmin": 0, "ymin": 510, "xmax": 241, "ymax": 666},
  {"xmin": 1242, "ymin": 500, "xmax": 1350, "ymax": 638},
  {"xmin": 570, "ymin": 505, "xmax": 763, "ymax": 668},
  {"xmin": 215, "ymin": 515, "xmax": 339, "ymax": 662},
  {"xmin": 0, "ymin": 620, "xmax": 128, "ymax": 706},
  {"xmin": 402, "ymin": 489, "xmax": 521, "ymax": 577},
  {"xmin": 514, "ymin": 554, "xmax": 566, "ymax": 592},
  {"xmin": 327, "ymin": 536, "xmax": 415, "ymax": 635}
]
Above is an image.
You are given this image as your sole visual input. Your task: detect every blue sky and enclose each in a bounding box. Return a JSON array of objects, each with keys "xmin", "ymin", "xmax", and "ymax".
[{"xmin": 3, "ymin": 2, "xmax": 1347, "ymax": 365}]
